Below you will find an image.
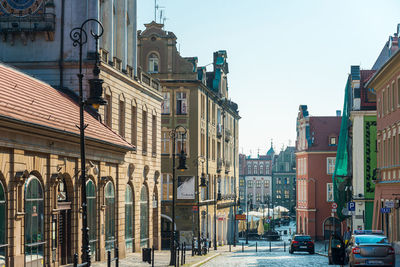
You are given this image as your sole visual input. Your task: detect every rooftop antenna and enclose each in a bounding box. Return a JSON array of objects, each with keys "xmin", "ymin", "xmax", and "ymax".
[
  {"xmin": 163, "ymin": 17, "xmax": 169, "ymax": 28},
  {"xmin": 154, "ymin": 0, "xmax": 164, "ymax": 22}
]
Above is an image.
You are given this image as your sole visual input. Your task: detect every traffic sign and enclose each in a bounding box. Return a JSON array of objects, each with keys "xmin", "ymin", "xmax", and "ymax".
[
  {"xmin": 331, "ymin": 208, "xmax": 337, "ymax": 212},
  {"xmin": 332, "ymin": 203, "xmax": 338, "ymax": 209},
  {"xmin": 348, "ymin": 202, "xmax": 355, "ymax": 211},
  {"xmin": 385, "ymin": 200, "xmax": 394, "ymax": 208},
  {"xmin": 192, "ymin": 206, "xmax": 198, "ymax": 211},
  {"xmin": 266, "ymin": 219, "xmax": 271, "ymax": 223},
  {"xmin": 381, "ymin": 208, "xmax": 391, "ymax": 213}
]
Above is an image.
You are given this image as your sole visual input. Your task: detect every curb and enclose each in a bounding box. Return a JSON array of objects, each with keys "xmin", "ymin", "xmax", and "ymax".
[
  {"xmin": 316, "ymin": 252, "xmax": 328, "ymax": 257},
  {"xmin": 189, "ymin": 253, "xmax": 221, "ymax": 267}
]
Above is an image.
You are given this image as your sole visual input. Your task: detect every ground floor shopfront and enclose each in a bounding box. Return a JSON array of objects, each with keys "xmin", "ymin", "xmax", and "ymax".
[{"xmin": 372, "ymin": 182, "xmax": 400, "ymax": 250}]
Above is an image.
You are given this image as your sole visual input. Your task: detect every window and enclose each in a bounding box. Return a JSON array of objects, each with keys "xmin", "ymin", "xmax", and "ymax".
[
  {"xmin": 161, "ymin": 92, "xmax": 170, "ymax": 114},
  {"xmin": 284, "ymin": 190, "xmax": 290, "ymax": 199},
  {"xmin": 256, "ymin": 180, "xmax": 261, "ymax": 188},
  {"xmin": 140, "ymin": 185, "xmax": 149, "ymax": 248},
  {"xmin": 264, "ymin": 180, "xmax": 270, "ymax": 188},
  {"xmin": 276, "ymin": 190, "xmax": 282, "ymax": 199},
  {"xmin": 253, "ymin": 165, "xmax": 258, "ymax": 175},
  {"xmin": 161, "ymin": 131, "xmax": 170, "ymax": 155},
  {"xmin": 260, "ymin": 164, "xmax": 264, "ymax": 175},
  {"xmin": 248, "ymin": 193, "xmax": 253, "ymax": 201},
  {"xmin": 105, "ymin": 182, "xmax": 115, "ymax": 250},
  {"xmin": 327, "ymin": 157, "xmax": 336, "ymax": 174},
  {"xmin": 284, "ymin": 178, "xmax": 289, "ymax": 185},
  {"xmin": 326, "ymin": 183, "xmax": 334, "ymax": 202},
  {"xmin": 125, "ymin": 186, "xmax": 134, "ymax": 251},
  {"xmin": 86, "ymin": 180, "xmax": 97, "ymax": 258},
  {"xmin": 277, "ymin": 178, "xmax": 281, "ymax": 184},
  {"xmin": 148, "ymin": 53, "xmax": 159, "ymax": 73},
  {"xmin": 104, "ymin": 94, "xmax": 112, "ymax": 127},
  {"xmin": 239, "ymin": 179, "xmax": 244, "ymax": 187},
  {"xmin": 256, "ymin": 193, "xmax": 261, "ymax": 202},
  {"xmin": 131, "ymin": 105, "xmax": 137, "ymax": 147},
  {"xmin": 142, "ymin": 110, "xmax": 148, "ymax": 154},
  {"xmin": 247, "ymin": 180, "xmax": 253, "ymax": 188},
  {"xmin": 201, "ymin": 94, "xmax": 205, "ymax": 119},
  {"xmin": 392, "ymin": 83, "xmax": 396, "ymax": 111},
  {"xmin": 176, "ymin": 132, "xmax": 187, "ymax": 154},
  {"xmin": 25, "ymin": 176, "xmax": 44, "ymax": 266},
  {"xmin": 212, "ymin": 139, "xmax": 216, "ymax": 161},
  {"xmin": 212, "ymin": 102, "xmax": 216, "ymax": 124},
  {"xmin": 161, "ymin": 174, "xmax": 172, "ymax": 200},
  {"xmin": 329, "ymin": 136, "xmax": 337, "ymax": 146},
  {"xmin": 152, "ymin": 115, "xmax": 157, "ymax": 156},
  {"xmin": 247, "ymin": 164, "xmax": 251, "ymax": 174},
  {"xmin": 176, "ymin": 92, "xmax": 187, "ymax": 115},
  {"xmin": 201, "ymin": 132, "xmax": 205, "ymax": 157},
  {"xmin": 0, "ymin": 181, "xmax": 6, "ymax": 264},
  {"xmin": 119, "ymin": 100, "xmax": 125, "ymax": 137},
  {"xmin": 398, "ymin": 78, "xmax": 400, "ymax": 107}
]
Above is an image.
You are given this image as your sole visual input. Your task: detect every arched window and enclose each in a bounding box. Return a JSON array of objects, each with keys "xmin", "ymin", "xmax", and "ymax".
[
  {"xmin": 0, "ymin": 181, "xmax": 6, "ymax": 265},
  {"xmin": 259, "ymin": 164, "xmax": 264, "ymax": 175},
  {"xmin": 25, "ymin": 176, "xmax": 44, "ymax": 266},
  {"xmin": 148, "ymin": 53, "xmax": 159, "ymax": 73},
  {"xmin": 105, "ymin": 182, "xmax": 115, "ymax": 251},
  {"xmin": 140, "ymin": 185, "xmax": 149, "ymax": 247},
  {"xmin": 86, "ymin": 180, "xmax": 97, "ymax": 259},
  {"xmin": 125, "ymin": 185, "xmax": 134, "ymax": 251},
  {"xmin": 253, "ymin": 164, "xmax": 258, "ymax": 175}
]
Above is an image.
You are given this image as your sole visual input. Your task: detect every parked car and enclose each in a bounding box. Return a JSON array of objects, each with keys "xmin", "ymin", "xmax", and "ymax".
[
  {"xmin": 289, "ymin": 235, "xmax": 314, "ymax": 254},
  {"xmin": 346, "ymin": 230, "xmax": 395, "ymax": 267}
]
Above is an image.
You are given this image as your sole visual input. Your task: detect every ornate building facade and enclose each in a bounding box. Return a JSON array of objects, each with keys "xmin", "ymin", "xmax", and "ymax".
[{"xmin": 137, "ymin": 22, "xmax": 240, "ymax": 248}]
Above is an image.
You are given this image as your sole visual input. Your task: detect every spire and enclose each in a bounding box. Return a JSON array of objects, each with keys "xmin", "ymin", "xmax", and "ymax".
[{"xmin": 267, "ymin": 139, "xmax": 275, "ymax": 156}]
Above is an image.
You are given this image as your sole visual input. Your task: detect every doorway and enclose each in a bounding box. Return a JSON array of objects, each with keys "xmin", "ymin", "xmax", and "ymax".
[{"xmin": 58, "ymin": 203, "xmax": 72, "ymax": 265}]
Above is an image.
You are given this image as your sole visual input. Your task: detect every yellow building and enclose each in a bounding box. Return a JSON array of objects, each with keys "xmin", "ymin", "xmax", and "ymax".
[{"xmin": 137, "ymin": 22, "xmax": 240, "ymax": 248}]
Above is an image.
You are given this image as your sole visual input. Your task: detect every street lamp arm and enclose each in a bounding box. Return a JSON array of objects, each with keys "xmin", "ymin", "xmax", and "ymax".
[{"xmin": 70, "ymin": 19, "xmax": 104, "ymax": 47}]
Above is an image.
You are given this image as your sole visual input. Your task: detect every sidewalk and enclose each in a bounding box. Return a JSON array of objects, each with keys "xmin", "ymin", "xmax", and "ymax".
[{"xmin": 91, "ymin": 244, "xmax": 246, "ymax": 267}]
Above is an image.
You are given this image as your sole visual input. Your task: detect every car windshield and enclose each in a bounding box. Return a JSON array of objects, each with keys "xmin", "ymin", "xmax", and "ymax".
[
  {"xmin": 355, "ymin": 235, "xmax": 389, "ymax": 244},
  {"xmin": 294, "ymin": 236, "xmax": 311, "ymax": 241}
]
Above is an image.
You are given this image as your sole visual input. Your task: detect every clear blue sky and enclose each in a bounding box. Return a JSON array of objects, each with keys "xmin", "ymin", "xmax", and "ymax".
[{"xmin": 138, "ymin": 0, "xmax": 400, "ymax": 156}]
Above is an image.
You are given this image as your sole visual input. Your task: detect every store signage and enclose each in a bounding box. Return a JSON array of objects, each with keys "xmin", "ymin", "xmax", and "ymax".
[{"xmin": 235, "ymin": 214, "xmax": 246, "ymax": 220}]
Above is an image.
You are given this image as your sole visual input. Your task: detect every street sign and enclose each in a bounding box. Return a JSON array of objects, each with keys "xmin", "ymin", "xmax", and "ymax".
[
  {"xmin": 266, "ymin": 219, "xmax": 271, "ymax": 223},
  {"xmin": 380, "ymin": 208, "xmax": 391, "ymax": 213},
  {"xmin": 332, "ymin": 203, "xmax": 338, "ymax": 209},
  {"xmin": 331, "ymin": 208, "xmax": 337, "ymax": 212},
  {"xmin": 235, "ymin": 214, "xmax": 246, "ymax": 220},
  {"xmin": 348, "ymin": 201, "xmax": 356, "ymax": 211},
  {"xmin": 385, "ymin": 200, "xmax": 394, "ymax": 208},
  {"xmin": 192, "ymin": 206, "xmax": 198, "ymax": 211}
]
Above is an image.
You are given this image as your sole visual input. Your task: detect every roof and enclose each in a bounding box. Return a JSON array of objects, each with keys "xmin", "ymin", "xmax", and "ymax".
[
  {"xmin": 0, "ymin": 63, "xmax": 134, "ymax": 150},
  {"xmin": 308, "ymin": 116, "xmax": 341, "ymax": 152}
]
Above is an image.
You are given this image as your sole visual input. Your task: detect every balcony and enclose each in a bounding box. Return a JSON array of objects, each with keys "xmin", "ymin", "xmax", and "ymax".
[
  {"xmin": 225, "ymin": 129, "xmax": 231, "ymax": 142},
  {"xmin": 217, "ymin": 124, "xmax": 222, "ymax": 138},
  {"xmin": 217, "ymin": 158, "xmax": 223, "ymax": 172}
]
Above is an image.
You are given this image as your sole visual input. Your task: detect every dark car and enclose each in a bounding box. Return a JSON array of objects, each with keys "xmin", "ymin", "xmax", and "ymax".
[
  {"xmin": 346, "ymin": 230, "xmax": 395, "ymax": 267},
  {"xmin": 328, "ymin": 233, "xmax": 346, "ymax": 265},
  {"xmin": 289, "ymin": 235, "xmax": 314, "ymax": 254}
]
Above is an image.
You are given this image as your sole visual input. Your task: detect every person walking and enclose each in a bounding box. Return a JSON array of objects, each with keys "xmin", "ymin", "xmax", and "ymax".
[{"xmin": 343, "ymin": 226, "xmax": 351, "ymax": 245}]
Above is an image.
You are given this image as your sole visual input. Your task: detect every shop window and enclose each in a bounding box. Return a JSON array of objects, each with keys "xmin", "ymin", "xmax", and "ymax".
[
  {"xmin": 125, "ymin": 186, "xmax": 134, "ymax": 252},
  {"xmin": 86, "ymin": 180, "xmax": 97, "ymax": 259},
  {"xmin": 105, "ymin": 182, "xmax": 115, "ymax": 251},
  {"xmin": 25, "ymin": 176, "xmax": 44, "ymax": 266}
]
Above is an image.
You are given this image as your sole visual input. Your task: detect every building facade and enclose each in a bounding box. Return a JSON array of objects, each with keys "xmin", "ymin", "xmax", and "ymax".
[
  {"xmin": 295, "ymin": 105, "xmax": 344, "ymax": 240},
  {"xmin": 137, "ymin": 22, "xmax": 240, "ymax": 248},
  {"xmin": 367, "ymin": 47, "xmax": 400, "ymax": 248},
  {"xmin": 0, "ymin": 0, "xmax": 162, "ymax": 265},
  {"xmin": 272, "ymin": 146, "xmax": 296, "ymax": 215},
  {"xmin": 238, "ymin": 150, "xmax": 273, "ymax": 212}
]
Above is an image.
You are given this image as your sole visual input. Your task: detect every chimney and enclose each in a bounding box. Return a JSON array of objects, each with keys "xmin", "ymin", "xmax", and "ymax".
[{"xmin": 336, "ymin": 110, "xmax": 341, "ymax": 117}]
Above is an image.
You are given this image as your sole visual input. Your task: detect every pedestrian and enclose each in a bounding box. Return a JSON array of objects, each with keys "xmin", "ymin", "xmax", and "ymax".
[{"xmin": 343, "ymin": 226, "xmax": 351, "ymax": 245}]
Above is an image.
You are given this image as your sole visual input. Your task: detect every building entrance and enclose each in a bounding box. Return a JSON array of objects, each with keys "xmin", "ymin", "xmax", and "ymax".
[{"xmin": 58, "ymin": 203, "xmax": 72, "ymax": 265}]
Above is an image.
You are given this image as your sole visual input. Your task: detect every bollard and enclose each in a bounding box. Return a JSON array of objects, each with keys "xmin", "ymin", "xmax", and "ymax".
[
  {"xmin": 176, "ymin": 244, "xmax": 180, "ymax": 267},
  {"xmin": 192, "ymin": 239, "xmax": 194, "ymax": 257},
  {"xmin": 73, "ymin": 253, "xmax": 78, "ymax": 267},
  {"xmin": 229, "ymin": 244, "xmax": 231, "ymax": 252},
  {"xmin": 284, "ymin": 241, "xmax": 286, "ymax": 252},
  {"xmin": 256, "ymin": 242, "xmax": 257, "ymax": 252},
  {"xmin": 242, "ymin": 242, "xmax": 244, "ymax": 252},
  {"xmin": 269, "ymin": 241, "xmax": 271, "ymax": 252},
  {"xmin": 152, "ymin": 246, "xmax": 155, "ymax": 267},
  {"xmin": 183, "ymin": 243, "xmax": 186, "ymax": 264},
  {"xmin": 107, "ymin": 250, "xmax": 111, "ymax": 267}
]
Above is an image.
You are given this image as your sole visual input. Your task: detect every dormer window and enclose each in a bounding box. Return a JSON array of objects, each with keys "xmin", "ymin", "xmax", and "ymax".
[
  {"xmin": 148, "ymin": 53, "xmax": 159, "ymax": 73},
  {"xmin": 329, "ymin": 136, "xmax": 337, "ymax": 146}
]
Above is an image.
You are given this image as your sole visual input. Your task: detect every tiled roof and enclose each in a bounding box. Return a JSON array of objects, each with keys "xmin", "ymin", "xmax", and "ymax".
[
  {"xmin": 308, "ymin": 116, "xmax": 341, "ymax": 152},
  {"xmin": 0, "ymin": 63, "xmax": 134, "ymax": 150}
]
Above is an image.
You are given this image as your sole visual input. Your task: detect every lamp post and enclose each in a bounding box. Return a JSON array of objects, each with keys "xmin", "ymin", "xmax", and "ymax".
[
  {"xmin": 169, "ymin": 125, "xmax": 187, "ymax": 266},
  {"xmin": 197, "ymin": 156, "xmax": 207, "ymax": 255},
  {"xmin": 70, "ymin": 19, "xmax": 106, "ymax": 266},
  {"xmin": 214, "ymin": 176, "xmax": 221, "ymax": 250}
]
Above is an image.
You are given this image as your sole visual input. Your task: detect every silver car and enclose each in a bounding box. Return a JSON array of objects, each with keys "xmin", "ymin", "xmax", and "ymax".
[{"xmin": 346, "ymin": 231, "xmax": 395, "ymax": 266}]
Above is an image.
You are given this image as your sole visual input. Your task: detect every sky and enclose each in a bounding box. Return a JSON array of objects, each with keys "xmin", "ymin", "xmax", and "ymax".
[{"xmin": 137, "ymin": 0, "xmax": 400, "ymax": 157}]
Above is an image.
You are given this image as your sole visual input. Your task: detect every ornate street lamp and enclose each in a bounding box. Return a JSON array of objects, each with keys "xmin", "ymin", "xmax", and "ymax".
[
  {"xmin": 169, "ymin": 125, "xmax": 187, "ymax": 266},
  {"xmin": 70, "ymin": 19, "xmax": 106, "ymax": 266},
  {"xmin": 196, "ymin": 156, "xmax": 207, "ymax": 255}
]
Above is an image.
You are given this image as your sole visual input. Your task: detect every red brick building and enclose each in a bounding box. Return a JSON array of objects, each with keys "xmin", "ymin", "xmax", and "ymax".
[{"xmin": 295, "ymin": 105, "xmax": 344, "ymax": 240}]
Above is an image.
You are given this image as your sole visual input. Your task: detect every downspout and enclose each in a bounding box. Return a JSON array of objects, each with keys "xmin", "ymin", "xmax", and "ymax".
[
  {"xmin": 206, "ymin": 90, "xmax": 209, "ymax": 239},
  {"xmin": 59, "ymin": 0, "xmax": 65, "ymax": 89},
  {"xmin": 233, "ymin": 115, "xmax": 237, "ymax": 245}
]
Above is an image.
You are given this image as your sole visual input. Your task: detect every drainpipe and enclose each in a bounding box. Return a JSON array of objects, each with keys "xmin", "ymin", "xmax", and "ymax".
[
  {"xmin": 59, "ymin": 0, "xmax": 65, "ymax": 89},
  {"xmin": 206, "ymin": 90, "xmax": 209, "ymax": 240}
]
